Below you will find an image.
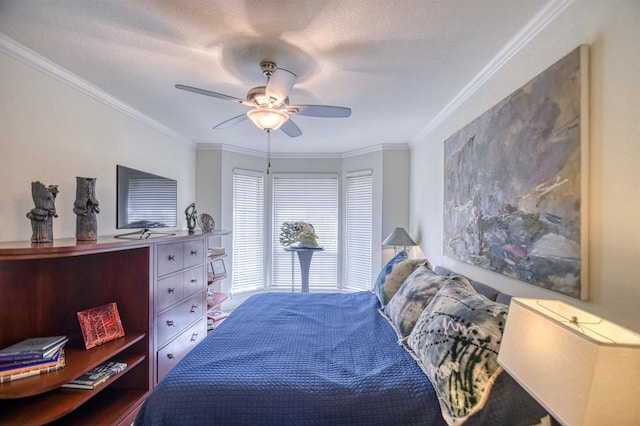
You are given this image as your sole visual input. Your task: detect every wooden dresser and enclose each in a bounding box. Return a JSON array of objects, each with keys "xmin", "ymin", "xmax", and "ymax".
[
  {"xmin": 154, "ymin": 237, "xmax": 206, "ymax": 383},
  {"xmin": 0, "ymin": 232, "xmax": 208, "ymax": 425}
]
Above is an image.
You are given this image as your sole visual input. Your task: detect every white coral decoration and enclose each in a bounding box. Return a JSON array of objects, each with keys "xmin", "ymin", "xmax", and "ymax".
[{"xmin": 280, "ymin": 221, "xmax": 318, "ymax": 247}]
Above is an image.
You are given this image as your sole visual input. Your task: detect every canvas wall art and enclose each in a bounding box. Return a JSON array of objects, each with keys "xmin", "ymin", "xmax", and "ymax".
[{"xmin": 443, "ymin": 45, "xmax": 589, "ymax": 299}]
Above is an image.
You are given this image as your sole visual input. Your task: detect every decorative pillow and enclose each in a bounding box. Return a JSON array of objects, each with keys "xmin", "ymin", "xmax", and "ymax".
[
  {"xmin": 372, "ymin": 251, "xmax": 407, "ymax": 303},
  {"xmin": 383, "ymin": 266, "xmax": 448, "ymax": 337},
  {"xmin": 433, "ymin": 265, "xmax": 500, "ymax": 301},
  {"xmin": 406, "ymin": 277, "xmax": 508, "ymax": 425},
  {"xmin": 378, "ymin": 258, "xmax": 432, "ymax": 305}
]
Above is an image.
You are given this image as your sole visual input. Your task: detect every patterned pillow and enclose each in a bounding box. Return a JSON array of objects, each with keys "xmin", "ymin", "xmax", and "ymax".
[
  {"xmin": 383, "ymin": 266, "xmax": 448, "ymax": 337},
  {"xmin": 406, "ymin": 277, "xmax": 508, "ymax": 425},
  {"xmin": 379, "ymin": 258, "xmax": 432, "ymax": 305},
  {"xmin": 372, "ymin": 251, "xmax": 407, "ymax": 303}
]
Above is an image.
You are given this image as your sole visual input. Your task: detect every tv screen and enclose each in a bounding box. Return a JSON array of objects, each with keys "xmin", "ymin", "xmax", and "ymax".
[{"xmin": 116, "ymin": 165, "xmax": 177, "ymax": 229}]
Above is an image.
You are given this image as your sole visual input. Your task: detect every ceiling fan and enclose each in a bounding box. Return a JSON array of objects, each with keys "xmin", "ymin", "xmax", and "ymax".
[{"xmin": 175, "ymin": 61, "xmax": 351, "ymax": 138}]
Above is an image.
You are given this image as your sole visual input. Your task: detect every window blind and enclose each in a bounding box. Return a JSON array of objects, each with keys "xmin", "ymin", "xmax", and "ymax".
[
  {"xmin": 271, "ymin": 174, "xmax": 338, "ymax": 290},
  {"xmin": 345, "ymin": 170, "xmax": 373, "ymax": 290},
  {"xmin": 232, "ymin": 169, "xmax": 265, "ymax": 293}
]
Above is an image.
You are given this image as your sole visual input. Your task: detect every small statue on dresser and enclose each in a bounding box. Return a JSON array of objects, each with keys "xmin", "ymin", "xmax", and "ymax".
[
  {"xmin": 26, "ymin": 181, "xmax": 59, "ymax": 243},
  {"xmin": 73, "ymin": 177, "xmax": 100, "ymax": 241},
  {"xmin": 185, "ymin": 202, "xmax": 197, "ymax": 234}
]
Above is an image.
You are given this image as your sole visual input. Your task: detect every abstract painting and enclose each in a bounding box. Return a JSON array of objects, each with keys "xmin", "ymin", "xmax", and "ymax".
[{"xmin": 443, "ymin": 45, "xmax": 589, "ymax": 299}]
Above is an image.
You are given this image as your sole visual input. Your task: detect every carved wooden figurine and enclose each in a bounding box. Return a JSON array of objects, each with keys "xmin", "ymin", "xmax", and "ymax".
[
  {"xmin": 185, "ymin": 202, "xmax": 197, "ymax": 234},
  {"xmin": 73, "ymin": 177, "xmax": 100, "ymax": 241},
  {"xmin": 26, "ymin": 181, "xmax": 59, "ymax": 243}
]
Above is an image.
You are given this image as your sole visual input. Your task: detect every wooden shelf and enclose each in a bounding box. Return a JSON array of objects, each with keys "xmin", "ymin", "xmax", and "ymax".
[
  {"xmin": 0, "ymin": 239, "xmax": 154, "ymax": 425},
  {"xmin": 51, "ymin": 387, "xmax": 148, "ymax": 426},
  {"xmin": 0, "ymin": 345, "xmax": 146, "ymax": 425},
  {"xmin": 0, "ymin": 334, "xmax": 144, "ymax": 399}
]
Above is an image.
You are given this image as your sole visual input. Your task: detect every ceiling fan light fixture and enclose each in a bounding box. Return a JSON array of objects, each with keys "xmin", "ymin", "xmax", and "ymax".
[{"xmin": 247, "ymin": 107, "xmax": 289, "ymax": 131}]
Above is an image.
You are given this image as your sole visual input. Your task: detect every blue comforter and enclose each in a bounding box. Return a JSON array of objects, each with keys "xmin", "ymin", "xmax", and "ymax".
[{"xmin": 135, "ymin": 291, "xmax": 446, "ymax": 425}]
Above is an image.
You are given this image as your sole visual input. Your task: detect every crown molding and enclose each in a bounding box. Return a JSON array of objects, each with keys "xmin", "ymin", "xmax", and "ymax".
[
  {"xmin": 196, "ymin": 142, "xmax": 409, "ymax": 159},
  {"xmin": 341, "ymin": 143, "xmax": 410, "ymax": 158},
  {"xmin": 0, "ymin": 33, "xmax": 194, "ymax": 146},
  {"xmin": 412, "ymin": 0, "xmax": 574, "ymax": 144}
]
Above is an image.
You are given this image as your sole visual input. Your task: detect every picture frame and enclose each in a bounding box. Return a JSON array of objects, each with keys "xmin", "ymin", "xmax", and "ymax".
[
  {"xmin": 77, "ymin": 302, "xmax": 125, "ymax": 350},
  {"xmin": 211, "ymin": 258, "xmax": 226, "ymax": 277}
]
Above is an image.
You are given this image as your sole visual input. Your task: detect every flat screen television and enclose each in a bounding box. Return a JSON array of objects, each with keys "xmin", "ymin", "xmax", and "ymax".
[{"xmin": 116, "ymin": 165, "xmax": 177, "ymax": 232}]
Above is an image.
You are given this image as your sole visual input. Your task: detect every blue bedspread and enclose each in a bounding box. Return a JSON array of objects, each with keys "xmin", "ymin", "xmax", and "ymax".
[{"xmin": 135, "ymin": 291, "xmax": 446, "ymax": 425}]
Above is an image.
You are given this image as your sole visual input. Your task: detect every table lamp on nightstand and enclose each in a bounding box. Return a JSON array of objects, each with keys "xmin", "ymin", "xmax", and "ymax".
[
  {"xmin": 498, "ymin": 298, "xmax": 640, "ymax": 426},
  {"xmin": 382, "ymin": 227, "xmax": 417, "ymax": 254}
]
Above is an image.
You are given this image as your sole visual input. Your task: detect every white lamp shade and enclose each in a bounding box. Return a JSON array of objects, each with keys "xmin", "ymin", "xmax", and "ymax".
[
  {"xmin": 498, "ymin": 298, "xmax": 640, "ymax": 426},
  {"xmin": 382, "ymin": 227, "xmax": 417, "ymax": 248},
  {"xmin": 247, "ymin": 107, "xmax": 289, "ymax": 130}
]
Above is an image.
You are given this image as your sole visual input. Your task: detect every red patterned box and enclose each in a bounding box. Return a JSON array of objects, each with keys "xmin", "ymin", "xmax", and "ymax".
[{"xmin": 77, "ymin": 302, "xmax": 125, "ymax": 349}]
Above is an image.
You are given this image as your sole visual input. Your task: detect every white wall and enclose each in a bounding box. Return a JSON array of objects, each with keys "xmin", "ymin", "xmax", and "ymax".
[
  {"xmin": 0, "ymin": 50, "xmax": 196, "ymax": 242},
  {"xmin": 410, "ymin": 0, "xmax": 640, "ymax": 330}
]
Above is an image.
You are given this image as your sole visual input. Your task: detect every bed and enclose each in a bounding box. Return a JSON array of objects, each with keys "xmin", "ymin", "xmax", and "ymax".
[{"xmin": 136, "ymin": 270, "xmax": 546, "ymax": 425}]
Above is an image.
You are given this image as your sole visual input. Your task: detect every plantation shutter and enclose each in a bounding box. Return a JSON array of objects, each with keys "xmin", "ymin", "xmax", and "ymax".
[
  {"xmin": 232, "ymin": 169, "xmax": 265, "ymax": 293},
  {"xmin": 272, "ymin": 174, "xmax": 338, "ymax": 290},
  {"xmin": 345, "ymin": 170, "xmax": 373, "ymax": 291}
]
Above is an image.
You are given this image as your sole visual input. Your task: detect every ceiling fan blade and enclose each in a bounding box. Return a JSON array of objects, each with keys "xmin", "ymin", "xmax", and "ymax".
[
  {"xmin": 265, "ymin": 68, "xmax": 296, "ymax": 106},
  {"xmin": 213, "ymin": 114, "xmax": 248, "ymax": 129},
  {"xmin": 287, "ymin": 105, "xmax": 352, "ymax": 118},
  {"xmin": 280, "ymin": 119, "xmax": 302, "ymax": 138},
  {"xmin": 176, "ymin": 84, "xmax": 246, "ymax": 104}
]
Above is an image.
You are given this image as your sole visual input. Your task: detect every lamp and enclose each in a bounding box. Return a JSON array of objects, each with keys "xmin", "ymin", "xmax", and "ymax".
[
  {"xmin": 382, "ymin": 227, "xmax": 417, "ymax": 254},
  {"xmin": 247, "ymin": 107, "xmax": 289, "ymax": 131},
  {"xmin": 498, "ymin": 298, "xmax": 640, "ymax": 426}
]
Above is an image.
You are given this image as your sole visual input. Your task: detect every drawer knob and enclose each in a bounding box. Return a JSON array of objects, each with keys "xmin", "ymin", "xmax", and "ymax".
[
  {"xmin": 191, "ymin": 332, "xmax": 198, "ymax": 342},
  {"xmin": 190, "ymin": 250, "xmax": 198, "ymax": 255},
  {"xmin": 168, "ymin": 255, "xmax": 176, "ymax": 261},
  {"xmin": 168, "ymin": 287, "xmax": 175, "ymax": 294},
  {"xmin": 190, "ymin": 304, "xmax": 198, "ymax": 313},
  {"xmin": 190, "ymin": 278, "xmax": 197, "ymax": 283},
  {"xmin": 166, "ymin": 320, "xmax": 176, "ymax": 327},
  {"xmin": 166, "ymin": 353, "xmax": 175, "ymax": 359}
]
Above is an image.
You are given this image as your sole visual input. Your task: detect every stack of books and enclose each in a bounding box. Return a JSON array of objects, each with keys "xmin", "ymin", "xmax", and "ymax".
[
  {"xmin": 0, "ymin": 335, "xmax": 68, "ymax": 383},
  {"xmin": 62, "ymin": 361, "xmax": 127, "ymax": 390}
]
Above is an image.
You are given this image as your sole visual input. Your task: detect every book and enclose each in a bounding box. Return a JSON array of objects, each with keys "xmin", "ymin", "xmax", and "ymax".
[
  {"xmin": 0, "ymin": 350, "xmax": 66, "ymax": 384},
  {"xmin": 61, "ymin": 361, "xmax": 127, "ymax": 390},
  {"xmin": 77, "ymin": 302, "xmax": 125, "ymax": 349},
  {"xmin": 208, "ymin": 247, "xmax": 226, "ymax": 257},
  {"xmin": 0, "ymin": 336, "xmax": 68, "ymax": 363},
  {"xmin": 207, "ymin": 309, "xmax": 230, "ymax": 322},
  {"xmin": 0, "ymin": 345, "xmax": 65, "ymax": 372}
]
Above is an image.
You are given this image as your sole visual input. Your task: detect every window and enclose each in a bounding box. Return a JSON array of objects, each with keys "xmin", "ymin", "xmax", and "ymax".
[
  {"xmin": 271, "ymin": 174, "xmax": 339, "ymax": 290},
  {"xmin": 345, "ymin": 170, "xmax": 373, "ymax": 291},
  {"xmin": 232, "ymin": 169, "xmax": 265, "ymax": 293}
]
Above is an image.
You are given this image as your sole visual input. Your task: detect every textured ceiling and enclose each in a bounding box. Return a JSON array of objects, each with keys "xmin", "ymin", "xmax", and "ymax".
[{"xmin": 0, "ymin": 0, "xmax": 552, "ymax": 155}]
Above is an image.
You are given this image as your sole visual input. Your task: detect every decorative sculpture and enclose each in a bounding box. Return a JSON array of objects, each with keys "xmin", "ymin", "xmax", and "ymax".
[
  {"xmin": 26, "ymin": 181, "xmax": 59, "ymax": 243},
  {"xmin": 198, "ymin": 213, "xmax": 215, "ymax": 233},
  {"xmin": 73, "ymin": 177, "xmax": 100, "ymax": 241},
  {"xmin": 185, "ymin": 203, "xmax": 197, "ymax": 234},
  {"xmin": 279, "ymin": 221, "xmax": 319, "ymax": 248}
]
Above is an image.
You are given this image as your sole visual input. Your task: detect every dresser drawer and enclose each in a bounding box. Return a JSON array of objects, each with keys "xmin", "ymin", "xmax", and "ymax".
[
  {"xmin": 183, "ymin": 266, "xmax": 205, "ymax": 298},
  {"xmin": 156, "ymin": 319, "xmax": 205, "ymax": 382},
  {"xmin": 183, "ymin": 239, "xmax": 204, "ymax": 269},
  {"xmin": 156, "ymin": 292, "xmax": 205, "ymax": 347},
  {"xmin": 157, "ymin": 242, "xmax": 184, "ymax": 276},
  {"xmin": 156, "ymin": 273, "xmax": 184, "ymax": 312}
]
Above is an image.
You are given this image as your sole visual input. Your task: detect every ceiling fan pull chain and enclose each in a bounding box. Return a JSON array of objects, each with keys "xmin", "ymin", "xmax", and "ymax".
[{"xmin": 266, "ymin": 129, "xmax": 272, "ymax": 175}]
